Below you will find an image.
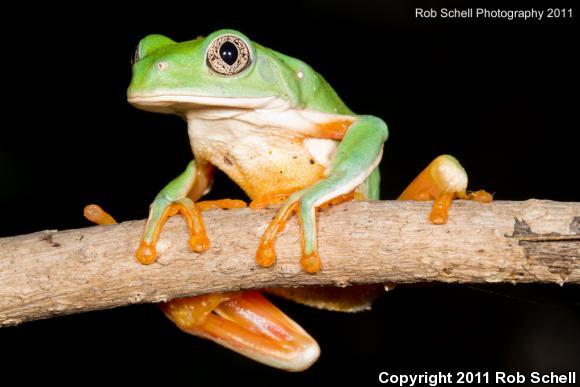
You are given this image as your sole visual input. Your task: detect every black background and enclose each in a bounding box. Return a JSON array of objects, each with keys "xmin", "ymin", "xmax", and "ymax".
[{"xmin": 1, "ymin": 1, "xmax": 578, "ymax": 385}]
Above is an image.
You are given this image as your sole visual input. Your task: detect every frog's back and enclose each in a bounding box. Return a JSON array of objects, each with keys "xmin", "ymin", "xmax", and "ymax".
[{"xmin": 263, "ymin": 47, "xmax": 354, "ymax": 116}]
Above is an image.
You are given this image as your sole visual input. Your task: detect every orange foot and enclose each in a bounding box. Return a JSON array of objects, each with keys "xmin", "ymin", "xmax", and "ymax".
[
  {"xmin": 83, "ymin": 204, "xmax": 117, "ymax": 225},
  {"xmin": 135, "ymin": 200, "xmax": 210, "ymax": 264},
  {"xmin": 255, "ymin": 191, "xmax": 356, "ymax": 273},
  {"xmin": 135, "ymin": 198, "xmax": 247, "ymax": 265},
  {"xmin": 162, "ymin": 291, "xmax": 320, "ymax": 371},
  {"xmin": 398, "ymin": 155, "xmax": 493, "ymax": 224}
]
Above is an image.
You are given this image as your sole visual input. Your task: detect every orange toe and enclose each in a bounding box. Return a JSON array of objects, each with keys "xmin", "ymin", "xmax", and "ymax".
[
  {"xmin": 300, "ymin": 251, "xmax": 322, "ymax": 273},
  {"xmin": 256, "ymin": 241, "xmax": 277, "ymax": 268},
  {"xmin": 136, "ymin": 240, "xmax": 157, "ymax": 265},
  {"xmin": 189, "ymin": 234, "xmax": 210, "ymax": 252},
  {"xmin": 83, "ymin": 204, "xmax": 117, "ymax": 225}
]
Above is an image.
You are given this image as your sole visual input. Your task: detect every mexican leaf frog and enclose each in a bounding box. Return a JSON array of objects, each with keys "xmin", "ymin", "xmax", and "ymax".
[{"xmin": 87, "ymin": 29, "xmax": 491, "ymax": 371}]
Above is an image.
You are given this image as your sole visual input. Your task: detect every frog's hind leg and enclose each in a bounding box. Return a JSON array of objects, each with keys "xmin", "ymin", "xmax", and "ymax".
[
  {"xmin": 398, "ymin": 154, "xmax": 493, "ymax": 224},
  {"xmin": 359, "ymin": 166, "xmax": 381, "ymax": 200},
  {"xmin": 162, "ymin": 291, "xmax": 320, "ymax": 371}
]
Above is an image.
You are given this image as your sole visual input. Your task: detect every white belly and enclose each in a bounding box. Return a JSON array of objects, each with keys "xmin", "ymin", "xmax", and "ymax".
[{"xmin": 187, "ymin": 116, "xmax": 338, "ymax": 199}]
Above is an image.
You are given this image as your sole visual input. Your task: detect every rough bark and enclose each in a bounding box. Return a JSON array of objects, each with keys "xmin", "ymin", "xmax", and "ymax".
[{"xmin": 0, "ymin": 199, "xmax": 578, "ymax": 327}]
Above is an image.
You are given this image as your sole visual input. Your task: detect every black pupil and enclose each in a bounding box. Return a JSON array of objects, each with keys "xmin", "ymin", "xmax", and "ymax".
[{"xmin": 220, "ymin": 41, "xmax": 238, "ymax": 66}]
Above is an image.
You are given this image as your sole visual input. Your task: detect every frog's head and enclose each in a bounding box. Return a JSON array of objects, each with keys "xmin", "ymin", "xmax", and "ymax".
[{"xmin": 128, "ymin": 30, "xmax": 312, "ymax": 114}]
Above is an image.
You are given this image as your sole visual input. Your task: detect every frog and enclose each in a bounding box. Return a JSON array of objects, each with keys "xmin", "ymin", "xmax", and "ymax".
[{"xmin": 91, "ymin": 29, "xmax": 491, "ymax": 371}]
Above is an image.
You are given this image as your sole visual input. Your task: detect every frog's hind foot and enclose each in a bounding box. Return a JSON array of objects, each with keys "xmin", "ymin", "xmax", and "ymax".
[
  {"xmin": 161, "ymin": 291, "xmax": 320, "ymax": 371},
  {"xmin": 83, "ymin": 204, "xmax": 117, "ymax": 225},
  {"xmin": 398, "ymin": 154, "xmax": 493, "ymax": 224}
]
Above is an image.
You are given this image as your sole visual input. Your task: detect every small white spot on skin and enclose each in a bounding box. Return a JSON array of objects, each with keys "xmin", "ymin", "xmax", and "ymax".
[
  {"xmin": 157, "ymin": 61, "xmax": 168, "ymax": 71},
  {"xmin": 296, "ymin": 71, "xmax": 304, "ymax": 79}
]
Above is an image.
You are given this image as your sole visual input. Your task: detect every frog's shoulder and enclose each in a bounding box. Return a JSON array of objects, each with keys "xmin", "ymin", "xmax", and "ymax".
[{"xmin": 258, "ymin": 45, "xmax": 354, "ymax": 116}]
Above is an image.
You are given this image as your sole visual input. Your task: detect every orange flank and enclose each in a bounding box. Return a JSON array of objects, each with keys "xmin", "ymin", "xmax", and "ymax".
[
  {"xmin": 256, "ymin": 201, "xmax": 299, "ymax": 268},
  {"xmin": 83, "ymin": 204, "xmax": 117, "ymax": 225},
  {"xmin": 316, "ymin": 119, "xmax": 353, "ymax": 140},
  {"xmin": 398, "ymin": 155, "xmax": 493, "ymax": 224}
]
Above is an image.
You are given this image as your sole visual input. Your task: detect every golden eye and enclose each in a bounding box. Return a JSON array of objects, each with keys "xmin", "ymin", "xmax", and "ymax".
[{"xmin": 206, "ymin": 35, "xmax": 251, "ymax": 75}]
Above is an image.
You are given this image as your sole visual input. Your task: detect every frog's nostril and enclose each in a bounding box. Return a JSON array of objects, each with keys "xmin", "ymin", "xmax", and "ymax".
[{"xmin": 157, "ymin": 61, "xmax": 168, "ymax": 71}]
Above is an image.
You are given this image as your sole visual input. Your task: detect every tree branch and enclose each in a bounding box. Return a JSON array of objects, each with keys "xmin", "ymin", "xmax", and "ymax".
[{"xmin": 1, "ymin": 200, "xmax": 579, "ymax": 327}]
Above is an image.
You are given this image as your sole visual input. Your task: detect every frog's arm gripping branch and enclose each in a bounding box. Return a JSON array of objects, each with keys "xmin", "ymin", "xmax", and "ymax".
[
  {"xmin": 1, "ymin": 199, "xmax": 579, "ymax": 327},
  {"xmin": 257, "ymin": 115, "xmax": 388, "ymax": 273},
  {"xmin": 135, "ymin": 160, "xmax": 245, "ymax": 264}
]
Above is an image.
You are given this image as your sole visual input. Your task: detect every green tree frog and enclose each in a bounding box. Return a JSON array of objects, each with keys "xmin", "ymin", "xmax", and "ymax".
[{"xmin": 89, "ymin": 29, "xmax": 492, "ymax": 371}]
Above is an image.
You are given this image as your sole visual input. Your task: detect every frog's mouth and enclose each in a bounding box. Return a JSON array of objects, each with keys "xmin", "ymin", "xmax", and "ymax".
[
  {"xmin": 128, "ymin": 94, "xmax": 286, "ymax": 114},
  {"xmin": 128, "ymin": 92, "xmax": 355, "ymax": 139}
]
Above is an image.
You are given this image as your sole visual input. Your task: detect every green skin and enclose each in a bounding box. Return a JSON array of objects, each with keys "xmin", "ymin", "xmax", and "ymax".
[{"xmin": 128, "ymin": 29, "xmax": 388, "ymax": 267}]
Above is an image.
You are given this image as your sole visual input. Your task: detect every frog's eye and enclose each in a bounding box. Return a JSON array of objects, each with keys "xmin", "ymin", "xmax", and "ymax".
[{"xmin": 206, "ymin": 35, "xmax": 251, "ymax": 75}]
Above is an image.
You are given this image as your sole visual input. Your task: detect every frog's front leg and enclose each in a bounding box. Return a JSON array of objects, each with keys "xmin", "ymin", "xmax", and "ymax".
[
  {"xmin": 136, "ymin": 160, "xmax": 207, "ymax": 264},
  {"xmin": 257, "ymin": 116, "xmax": 388, "ymax": 273},
  {"xmin": 136, "ymin": 160, "xmax": 245, "ymax": 264}
]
